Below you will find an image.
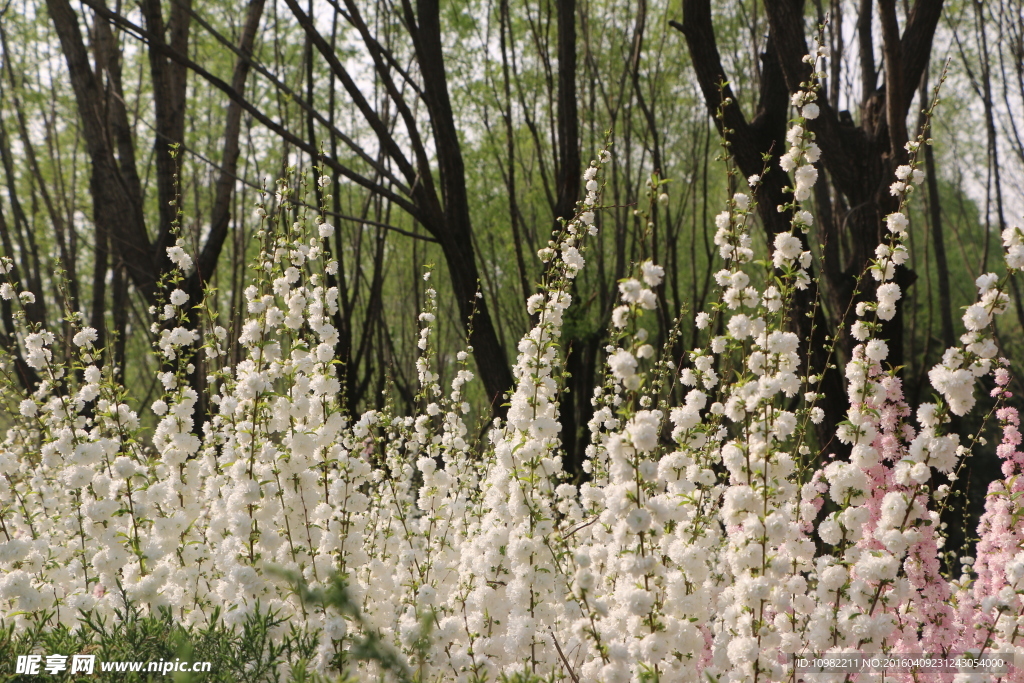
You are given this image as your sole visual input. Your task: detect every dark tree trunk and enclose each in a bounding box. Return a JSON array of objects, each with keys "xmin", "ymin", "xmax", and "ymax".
[
  {"xmin": 554, "ymin": 0, "xmax": 581, "ymax": 227},
  {"xmin": 46, "ymin": 0, "xmax": 157, "ymax": 303},
  {"xmin": 672, "ymin": 0, "xmax": 944, "ymax": 455},
  {"xmin": 411, "ymin": 0, "xmax": 515, "ymax": 409},
  {"xmin": 0, "ymin": 201, "xmax": 41, "ymax": 389},
  {"xmin": 553, "ymin": 0, "xmax": 592, "ymax": 473},
  {"xmin": 140, "ymin": 0, "xmax": 192, "ymax": 268},
  {"xmin": 672, "ymin": 2, "xmax": 844, "ymax": 452},
  {"xmin": 191, "ymin": 0, "xmax": 266, "ymax": 291},
  {"xmin": 51, "ymin": 0, "xmax": 270, "ymax": 317},
  {"xmin": 286, "ymin": 0, "xmax": 516, "ymax": 411}
]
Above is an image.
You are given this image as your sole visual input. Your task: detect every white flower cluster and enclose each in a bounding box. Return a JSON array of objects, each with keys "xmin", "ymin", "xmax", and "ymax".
[
  {"xmin": 928, "ymin": 253, "xmax": 1011, "ymax": 417},
  {"xmin": 712, "ymin": 193, "xmax": 755, "ymax": 264},
  {"xmin": 167, "ymin": 242, "xmax": 193, "ymax": 272}
]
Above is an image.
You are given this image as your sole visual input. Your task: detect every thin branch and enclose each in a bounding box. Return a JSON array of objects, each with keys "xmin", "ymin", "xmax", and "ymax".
[{"xmin": 77, "ymin": 0, "xmax": 427, "ymax": 226}]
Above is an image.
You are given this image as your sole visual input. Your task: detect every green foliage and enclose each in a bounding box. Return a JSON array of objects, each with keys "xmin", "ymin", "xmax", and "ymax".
[
  {"xmin": 0, "ymin": 605, "xmax": 324, "ymax": 683},
  {"xmin": 274, "ymin": 568, "xmax": 438, "ymax": 683}
]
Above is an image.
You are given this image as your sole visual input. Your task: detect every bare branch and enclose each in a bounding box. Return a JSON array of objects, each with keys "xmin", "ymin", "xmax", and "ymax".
[{"xmin": 77, "ymin": 0, "xmax": 427, "ymax": 226}]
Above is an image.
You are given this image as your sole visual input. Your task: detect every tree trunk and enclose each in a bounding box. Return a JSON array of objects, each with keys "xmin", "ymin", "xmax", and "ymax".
[
  {"xmin": 724, "ymin": 0, "xmax": 939, "ymax": 427},
  {"xmin": 46, "ymin": 0, "xmax": 157, "ymax": 303},
  {"xmin": 672, "ymin": 1, "xmax": 846, "ymax": 451},
  {"xmin": 140, "ymin": 0, "xmax": 192, "ymax": 268}
]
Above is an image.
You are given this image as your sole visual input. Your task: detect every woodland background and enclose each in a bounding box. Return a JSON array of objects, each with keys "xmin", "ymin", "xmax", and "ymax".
[{"xmin": 0, "ymin": 0, "xmax": 1022, "ymax": 538}]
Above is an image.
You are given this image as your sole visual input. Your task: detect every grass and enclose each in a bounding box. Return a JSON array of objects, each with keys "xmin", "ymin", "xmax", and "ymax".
[{"xmin": 0, "ymin": 605, "xmax": 323, "ymax": 683}]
